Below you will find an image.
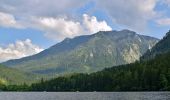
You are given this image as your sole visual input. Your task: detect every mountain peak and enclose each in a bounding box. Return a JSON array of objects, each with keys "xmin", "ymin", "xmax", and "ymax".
[
  {"xmin": 120, "ymin": 29, "xmax": 135, "ymax": 33},
  {"xmin": 93, "ymin": 29, "xmax": 137, "ymax": 38},
  {"xmin": 2, "ymin": 30, "xmax": 159, "ymax": 76}
]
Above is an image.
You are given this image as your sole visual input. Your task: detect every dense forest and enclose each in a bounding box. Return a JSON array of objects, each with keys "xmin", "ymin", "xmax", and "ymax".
[{"xmin": 1, "ymin": 50, "xmax": 170, "ymax": 91}]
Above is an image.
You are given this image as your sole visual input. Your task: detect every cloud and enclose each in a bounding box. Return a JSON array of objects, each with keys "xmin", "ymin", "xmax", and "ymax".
[
  {"xmin": 35, "ymin": 16, "xmax": 84, "ymax": 41},
  {"xmin": 1, "ymin": 0, "xmax": 168, "ymax": 39},
  {"xmin": 0, "ymin": 39, "xmax": 43, "ymax": 62},
  {"xmin": 34, "ymin": 14, "xmax": 112, "ymax": 41},
  {"xmin": 95, "ymin": 0, "xmax": 157, "ymax": 31},
  {"xmin": 83, "ymin": 14, "xmax": 112, "ymax": 33},
  {"xmin": 0, "ymin": 12, "xmax": 22, "ymax": 28},
  {"xmin": 156, "ymin": 18, "xmax": 170, "ymax": 26},
  {"xmin": 161, "ymin": 0, "xmax": 170, "ymax": 7},
  {"xmin": 0, "ymin": 0, "xmax": 159, "ymax": 32},
  {"xmin": 0, "ymin": 0, "xmax": 88, "ymax": 17}
]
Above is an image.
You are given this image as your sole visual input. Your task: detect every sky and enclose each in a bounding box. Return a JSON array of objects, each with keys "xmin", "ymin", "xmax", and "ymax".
[{"xmin": 0, "ymin": 0, "xmax": 170, "ymax": 62}]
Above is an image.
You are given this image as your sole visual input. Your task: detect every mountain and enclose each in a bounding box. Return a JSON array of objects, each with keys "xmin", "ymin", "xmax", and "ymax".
[
  {"xmin": 2, "ymin": 30, "xmax": 159, "ymax": 76},
  {"xmin": 30, "ymin": 32, "xmax": 170, "ymax": 91},
  {"xmin": 0, "ymin": 64, "xmax": 39, "ymax": 85},
  {"xmin": 141, "ymin": 30, "xmax": 170, "ymax": 60},
  {"xmin": 29, "ymin": 50, "xmax": 170, "ymax": 91},
  {"xmin": 29, "ymin": 30, "xmax": 170, "ymax": 91}
]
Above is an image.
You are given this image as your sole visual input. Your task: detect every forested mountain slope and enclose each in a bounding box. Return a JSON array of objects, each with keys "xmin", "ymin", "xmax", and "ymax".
[
  {"xmin": 0, "ymin": 64, "xmax": 39, "ymax": 85},
  {"xmin": 141, "ymin": 30, "xmax": 170, "ymax": 60},
  {"xmin": 3, "ymin": 30, "xmax": 158, "ymax": 76}
]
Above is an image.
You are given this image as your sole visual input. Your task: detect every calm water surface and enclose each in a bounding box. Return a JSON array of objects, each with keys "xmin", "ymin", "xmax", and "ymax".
[{"xmin": 0, "ymin": 92, "xmax": 169, "ymax": 100}]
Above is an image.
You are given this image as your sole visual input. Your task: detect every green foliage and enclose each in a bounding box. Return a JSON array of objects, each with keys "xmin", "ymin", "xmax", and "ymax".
[
  {"xmin": 0, "ymin": 64, "xmax": 40, "ymax": 85},
  {"xmin": 26, "ymin": 51, "xmax": 170, "ymax": 91}
]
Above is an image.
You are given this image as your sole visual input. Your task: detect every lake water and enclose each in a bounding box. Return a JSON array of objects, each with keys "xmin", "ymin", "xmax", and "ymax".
[{"xmin": 0, "ymin": 92, "xmax": 169, "ymax": 100}]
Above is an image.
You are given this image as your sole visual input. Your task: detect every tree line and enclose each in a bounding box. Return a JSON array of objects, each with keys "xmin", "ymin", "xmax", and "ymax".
[{"xmin": 1, "ymin": 51, "xmax": 170, "ymax": 91}]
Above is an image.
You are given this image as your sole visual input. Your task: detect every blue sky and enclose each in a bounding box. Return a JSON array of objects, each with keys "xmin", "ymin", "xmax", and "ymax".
[
  {"xmin": 0, "ymin": 27, "xmax": 55, "ymax": 48},
  {"xmin": 0, "ymin": 0, "xmax": 170, "ymax": 62}
]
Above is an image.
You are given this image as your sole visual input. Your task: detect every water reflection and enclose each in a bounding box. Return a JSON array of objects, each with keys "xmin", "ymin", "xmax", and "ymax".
[{"xmin": 0, "ymin": 92, "xmax": 169, "ymax": 100}]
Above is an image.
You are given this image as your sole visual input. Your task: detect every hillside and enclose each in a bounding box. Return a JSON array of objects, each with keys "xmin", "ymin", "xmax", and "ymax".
[
  {"xmin": 0, "ymin": 64, "xmax": 39, "ymax": 85},
  {"xmin": 29, "ymin": 49, "xmax": 170, "ymax": 91},
  {"xmin": 28, "ymin": 30, "xmax": 170, "ymax": 91},
  {"xmin": 2, "ymin": 30, "xmax": 158, "ymax": 76},
  {"xmin": 141, "ymin": 30, "xmax": 170, "ymax": 60}
]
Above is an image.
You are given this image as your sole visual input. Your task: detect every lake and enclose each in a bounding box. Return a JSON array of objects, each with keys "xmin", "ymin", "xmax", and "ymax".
[{"xmin": 0, "ymin": 92, "xmax": 169, "ymax": 100}]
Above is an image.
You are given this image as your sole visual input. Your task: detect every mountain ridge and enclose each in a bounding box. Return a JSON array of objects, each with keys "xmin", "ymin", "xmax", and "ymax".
[
  {"xmin": 2, "ymin": 30, "xmax": 159, "ymax": 76},
  {"xmin": 141, "ymin": 30, "xmax": 170, "ymax": 60}
]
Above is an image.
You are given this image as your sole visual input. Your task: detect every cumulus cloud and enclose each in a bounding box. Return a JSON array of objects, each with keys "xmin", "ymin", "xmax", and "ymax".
[
  {"xmin": 36, "ymin": 17, "xmax": 84, "ymax": 41},
  {"xmin": 34, "ymin": 14, "xmax": 112, "ymax": 41},
  {"xmin": 83, "ymin": 14, "xmax": 112, "ymax": 33},
  {"xmin": 1, "ymin": 0, "xmax": 168, "ymax": 39},
  {"xmin": 26, "ymin": 0, "xmax": 158, "ymax": 34},
  {"xmin": 0, "ymin": 39, "xmax": 43, "ymax": 62},
  {"xmin": 0, "ymin": 12, "xmax": 22, "ymax": 28},
  {"xmin": 156, "ymin": 18, "xmax": 170, "ymax": 26},
  {"xmin": 0, "ymin": 0, "xmax": 159, "ymax": 32}
]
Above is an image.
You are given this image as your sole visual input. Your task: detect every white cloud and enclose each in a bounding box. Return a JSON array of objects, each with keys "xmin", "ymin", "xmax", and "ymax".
[
  {"xmin": 95, "ymin": 0, "xmax": 157, "ymax": 31},
  {"xmin": 0, "ymin": 39, "xmax": 43, "ymax": 62},
  {"xmin": 1, "ymin": 0, "xmax": 168, "ymax": 39},
  {"xmin": 156, "ymin": 18, "xmax": 170, "ymax": 26},
  {"xmin": 35, "ymin": 17, "xmax": 84, "ymax": 41},
  {"xmin": 0, "ymin": 12, "xmax": 22, "ymax": 28},
  {"xmin": 34, "ymin": 14, "xmax": 112, "ymax": 41},
  {"xmin": 0, "ymin": 0, "xmax": 158, "ymax": 32},
  {"xmin": 83, "ymin": 14, "xmax": 112, "ymax": 33}
]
